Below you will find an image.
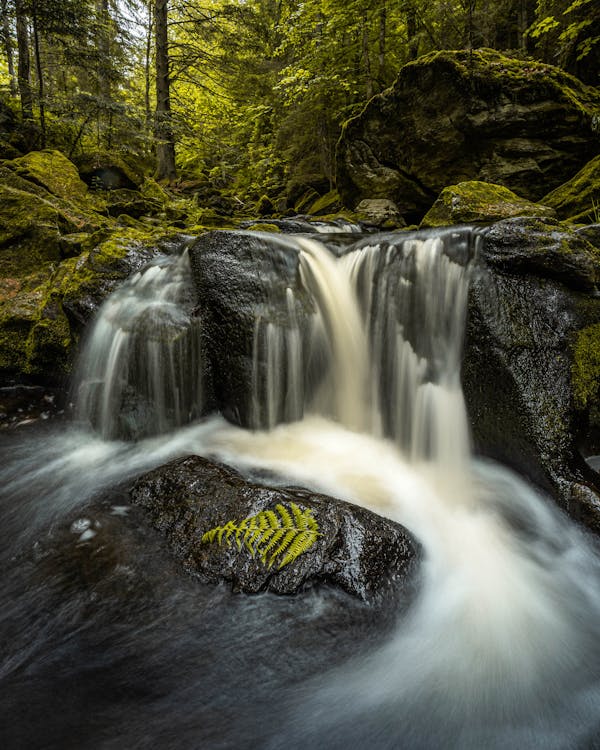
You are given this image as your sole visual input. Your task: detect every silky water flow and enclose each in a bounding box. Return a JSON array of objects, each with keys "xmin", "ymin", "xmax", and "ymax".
[{"xmin": 0, "ymin": 228, "xmax": 599, "ymax": 750}]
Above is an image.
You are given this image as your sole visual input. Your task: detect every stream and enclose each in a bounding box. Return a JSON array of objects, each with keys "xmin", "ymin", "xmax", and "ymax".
[{"xmin": 1, "ymin": 228, "xmax": 599, "ymax": 749}]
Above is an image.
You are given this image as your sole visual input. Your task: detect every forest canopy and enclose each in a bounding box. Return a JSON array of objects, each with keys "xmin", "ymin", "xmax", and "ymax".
[{"xmin": 0, "ymin": 0, "xmax": 598, "ymax": 205}]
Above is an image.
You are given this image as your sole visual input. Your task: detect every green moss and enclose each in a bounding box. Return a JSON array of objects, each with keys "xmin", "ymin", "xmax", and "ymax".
[
  {"xmin": 572, "ymin": 324, "xmax": 600, "ymax": 410},
  {"xmin": 141, "ymin": 177, "xmax": 169, "ymax": 205},
  {"xmin": 8, "ymin": 149, "xmax": 89, "ymax": 203},
  {"xmin": 420, "ymin": 181, "xmax": 555, "ymax": 227},
  {"xmin": 245, "ymin": 222, "xmax": 282, "ymax": 233},
  {"xmin": 308, "ymin": 190, "xmax": 343, "ymax": 216},
  {"xmin": 542, "ymin": 156, "xmax": 600, "ymax": 224},
  {"xmin": 0, "ymin": 225, "xmax": 171, "ymax": 378},
  {"xmin": 294, "ymin": 188, "xmax": 319, "ymax": 213},
  {"xmin": 255, "ymin": 194, "xmax": 274, "ymax": 216}
]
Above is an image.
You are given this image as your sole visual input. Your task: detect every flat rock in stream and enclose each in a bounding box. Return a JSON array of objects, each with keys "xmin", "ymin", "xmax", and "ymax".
[{"xmin": 130, "ymin": 455, "xmax": 419, "ymax": 600}]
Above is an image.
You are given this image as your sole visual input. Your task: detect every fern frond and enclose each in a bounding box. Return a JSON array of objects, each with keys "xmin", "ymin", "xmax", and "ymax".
[
  {"xmin": 202, "ymin": 503, "xmax": 319, "ymax": 569},
  {"xmin": 268, "ymin": 528, "xmax": 297, "ymax": 568},
  {"xmin": 279, "ymin": 530, "xmax": 318, "ymax": 569}
]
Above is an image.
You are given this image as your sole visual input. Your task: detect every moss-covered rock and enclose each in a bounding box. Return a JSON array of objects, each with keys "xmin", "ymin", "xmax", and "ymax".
[
  {"xmin": 294, "ymin": 188, "xmax": 319, "ymax": 213},
  {"xmin": 8, "ymin": 149, "xmax": 89, "ymax": 204},
  {"xmin": 0, "ymin": 185, "xmax": 75, "ymax": 275},
  {"xmin": 245, "ymin": 222, "xmax": 282, "ymax": 233},
  {"xmin": 74, "ymin": 150, "xmax": 143, "ymax": 190},
  {"xmin": 355, "ymin": 198, "xmax": 406, "ymax": 228},
  {"xmin": 337, "ymin": 49, "xmax": 600, "ymax": 223},
  {"xmin": 0, "ymin": 226, "xmax": 176, "ymax": 380},
  {"xmin": 421, "ymin": 181, "xmax": 556, "ymax": 227},
  {"xmin": 140, "ymin": 177, "xmax": 170, "ymax": 205},
  {"xmin": 481, "ymin": 217, "xmax": 600, "ymax": 291},
  {"xmin": 572, "ymin": 324, "xmax": 600, "ymax": 410},
  {"xmin": 463, "ymin": 218, "xmax": 600, "ymax": 532},
  {"xmin": 106, "ymin": 189, "xmax": 162, "ymax": 219},
  {"xmin": 255, "ymin": 194, "xmax": 274, "ymax": 216},
  {"xmin": 308, "ymin": 190, "xmax": 344, "ymax": 216},
  {"xmin": 541, "ymin": 155, "xmax": 600, "ymax": 224}
]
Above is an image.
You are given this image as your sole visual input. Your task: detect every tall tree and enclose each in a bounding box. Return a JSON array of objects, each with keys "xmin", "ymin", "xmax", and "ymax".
[
  {"xmin": 13, "ymin": 0, "xmax": 33, "ymax": 122},
  {"xmin": 155, "ymin": 0, "xmax": 176, "ymax": 180},
  {"xmin": 1, "ymin": 0, "xmax": 18, "ymax": 94}
]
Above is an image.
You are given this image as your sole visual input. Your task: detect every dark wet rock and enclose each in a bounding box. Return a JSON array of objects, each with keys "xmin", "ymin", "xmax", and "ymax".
[
  {"xmin": 189, "ymin": 230, "xmax": 314, "ymax": 426},
  {"xmin": 462, "ymin": 219, "xmax": 600, "ymax": 532},
  {"xmin": 481, "ymin": 217, "xmax": 600, "ymax": 291},
  {"xmin": 337, "ymin": 49, "xmax": 600, "ymax": 222},
  {"xmin": 130, "ymin": 455, "xmax": 419, "ymax": 600},
  {"xmin": 0, "ymin": 382, "xmax": 64, "ymax": 428}
]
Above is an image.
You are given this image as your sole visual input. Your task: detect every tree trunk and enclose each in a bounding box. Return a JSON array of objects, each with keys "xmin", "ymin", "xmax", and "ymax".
[
  {"xmin": 154, "ymin": 0, "xmax": 176, "ymax": 181},
  {"xmin": 362, "ymin": 12, "xmax": 373, "ymax": 99},
  {"xmin": 96, "ymin": 0, "xmax": 111, "ymax": 101},
  {"xmin": 31, "ymin": 0, "xmax": 46, "ymax": 147},
  {"xmin": 145, "ymin": 0, "xmax": 153, "ymax": 133},
  {"xmin": 1, "ymin": 0, "xmax": 17, "ymax": 95},
  {"xmin": 14, "ymin": 0, "xmax": 33, "ymax": 121},
  {"xmin": 404, "ymin": 2, "xmax": 419, "ymax": 60},
  {"xmin": 378, "ymin": 3, "xmax": 386, "ymax": 85}
]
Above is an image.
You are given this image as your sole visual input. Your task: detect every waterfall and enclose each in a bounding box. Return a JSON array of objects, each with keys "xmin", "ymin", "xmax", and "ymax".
[
  {"xmin": 247, "ymin": 228, "xmax": 475, "ymax": 473},
  {"xmin": 73, "ymin": 249, "xmax": 204, "ymax": 439},
  {"xmin": 2, "ymin": 225, "xmax": 600, "ymax": 749}
]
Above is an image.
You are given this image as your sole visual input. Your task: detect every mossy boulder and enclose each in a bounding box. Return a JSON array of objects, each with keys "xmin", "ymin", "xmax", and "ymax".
[
  {"xmin": 0, "ymin": 227, "xmax": 174, "ymax": 381},
  {"xmin": 355, "ymin": 198, "xmax": 405, "ymax": 228},
  {"xmin": 421, "ymin": 181, "xmax": 555, "ymax": 227},
  {"xmin": 106, "ymin": 189, "xmax": 162, "ymax": 219},
  {"xmin": 337, "ymin": 49, "xmax": 600, "ymax": 223},
  {"xmin": 255, "ymin": 194, "xmax": 274, "ymax": 216},
  {"xmin": 541, "ymin": 155, "xmax": 600, "ymax": 224},
  {"xmin": 572, "ymin": 324, "xmax": 600, "ymax": 412},
  {"xmin": 0, "ymin": 185, "xmax": 77, "ymax": 275},
  {"xmin": 140, "ymin": 177, "xmax": 170, "ymax": 205},
  {"xmin": 74, "ymin": 150, "xmax": 143, "ymax": 191},
  {"xmin": 308, "ymin": 190, "xmax": 344, "ymax": 216},
  {"xmin": 7, "ymin": 150, "xmax": 89, "ymax": 204},
  {"xmin": 244, "ymin": 222, "xmax": 282, "ymax": 233}
]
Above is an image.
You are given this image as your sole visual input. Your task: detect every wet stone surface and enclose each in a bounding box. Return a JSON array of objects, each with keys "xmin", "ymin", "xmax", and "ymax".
[{"xmin": 130, "ymin": 454, "xmax": 420, "ymax": 602}]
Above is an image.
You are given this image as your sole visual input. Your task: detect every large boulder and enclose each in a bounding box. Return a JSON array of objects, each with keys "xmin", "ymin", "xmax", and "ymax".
[
  {"xmin": 0, "ymin": 227, "xmax": 177, "ymax": 381},
  {"xmin": 336, "ymin": 49, "xmax": 600, "ymax": 223},
  {"xmin": 462, "ymin": 217, "xmax": 600, "ymax": 532},
  {"xmin": 0, "ymin": 147, "xmax": 183, "ymax": 382},
  {"xmin": 130, "ymin": 454, "xmax": 419, "ymax": 600},
  {"xmin": 541, "ymin": 155, "xmax": 600, "ymax": 224},
  {"xmin": 188, "ymin": 230, "xmax": 315, "ymax": 426},
  {"xmin": 7, "ymin": 149, "xmax": 89, "ymax": 204},
  {"xmin": 421, "ymin": 181, "xmax": 555, "ymax": 227},
  {"xmin": 74, "ymin": 150, "xmax": 143, "ymax": 191}
]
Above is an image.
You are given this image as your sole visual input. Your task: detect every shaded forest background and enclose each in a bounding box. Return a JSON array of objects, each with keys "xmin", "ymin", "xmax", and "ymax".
[{"xmin": 0, "ymin": 0, "xmax": 598, "ymax": 208}]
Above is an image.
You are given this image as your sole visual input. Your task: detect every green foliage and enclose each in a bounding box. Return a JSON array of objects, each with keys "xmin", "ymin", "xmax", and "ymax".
[
  {"xmin": 527, "ymin": 0, "xmax": 600, "ymax": 81},
  {"xmin": 572, "ymin": 324, "xmax": 600, "ymax": 409},
  {"xmin": 202, "ymin": 502, "xmax": 319, "ymax": 569}
]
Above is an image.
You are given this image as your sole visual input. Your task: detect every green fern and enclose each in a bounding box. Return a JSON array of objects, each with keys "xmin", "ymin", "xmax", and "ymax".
[{"xmin": 201, "ymin": 502, "xmax": 319, "ymax": 569}]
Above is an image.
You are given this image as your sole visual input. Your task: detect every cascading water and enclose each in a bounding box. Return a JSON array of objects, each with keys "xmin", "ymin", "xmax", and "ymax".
[
  {"xmin": 1, "ymin": 226, "xmax": 599, "ymax": 750},
  {"xmin": 73, "ymin": 249, "xmax": 204, "ymax": 439}
]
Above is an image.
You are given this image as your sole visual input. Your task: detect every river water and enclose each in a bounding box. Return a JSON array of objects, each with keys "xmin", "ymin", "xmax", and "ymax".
[{"xmin": 1, "ymin": 229, "xmax": 599, "ymax": 749}]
